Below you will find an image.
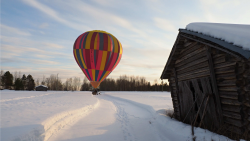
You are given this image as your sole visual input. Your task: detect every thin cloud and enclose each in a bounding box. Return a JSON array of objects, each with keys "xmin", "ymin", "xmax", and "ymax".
[
  {"xmin": 1, "ymin": 24, "xmax": 31, "ymax": 36},
  {"xmin": 22, "ymin": 0, "xmax": 90, "ymax": 30},
  {"xmin": 39, "ymin": 23, "xmax": 49, "ymax": 28},
  {"xmin": 154, "ymin": 17, "xmax": 176, "ymax": 33}
]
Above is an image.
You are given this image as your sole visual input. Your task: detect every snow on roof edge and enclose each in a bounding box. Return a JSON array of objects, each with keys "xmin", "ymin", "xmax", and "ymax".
[
  {"xmin": 35, "ymin": 85, "xmax": 48, "ymax": 88},
  {"xmin": 179, "ymin": 29, "xmax": 250, "ymax": 59},
  {"xmin": 185, "ymin": 22, "xmax": 250, "ymax": 51}
]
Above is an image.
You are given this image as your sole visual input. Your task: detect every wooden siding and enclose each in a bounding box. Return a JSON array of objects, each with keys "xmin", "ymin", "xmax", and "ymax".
[{"xmin": 167, "ymin": 36, "xmax": 250, "ymax": 140}]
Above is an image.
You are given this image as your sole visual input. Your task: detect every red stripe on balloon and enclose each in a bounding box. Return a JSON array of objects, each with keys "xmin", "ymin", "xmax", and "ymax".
[
  {"xmin": 104, "ymin": 51, "xmax": 110, "ymax": 71},
  {"xmin": 105, "ymin": 52, "xmax": 114, "ymax": 71},
  {"xmin": 83, "ymin": 49, "xmax": 90, "ymax": 68},
  {"xmin": 97, "ymin": 70, "xmax": 103, "ymax": 81},
  {"xmin": 90, "ymin": 32, "xmax": 97, "ymax": 49},
  {"xmin": 112, "ymin": 54, "xmax": 122, "ymax": 71},
  {"xmin": 82, "ymin": 69, "xmax": 90, "ymax": 80},
  {"xmin": 90, "ymin": 49, "xmax": 95, "ymax": 69},
  {"xmin": 107, "ymin": 53, "xmax": 118, "ymax": 71},
  {"xmin": 96, "ymin": 50, "xmax": 103, "ymax": 70},
  {"xmin": 73, "ymin": 49, "xmax": 81, "ymax": 68},
  {"xmin": 88, "ymin": 69, "xmax": 93, "ymax": 81},
  {"xmin": 103, "ymin": 33, "xmax": 108, "ymax": 51},
  {"xmin": 74, "ymin": 34, "xmax": 84, "ymax": 49},
  {"xmin": 96, "ymin": 33, "xmax": 100, "ymax": 50}
]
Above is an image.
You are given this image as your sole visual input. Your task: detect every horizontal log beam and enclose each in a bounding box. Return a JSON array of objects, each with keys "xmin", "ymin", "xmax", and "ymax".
[
  {"xmin": 221, "ymin": 104, "xmax": 241, "ymax": 113},
  {"xmin": 176, "ymin": 61, "xmax": 209, "ymax": 75}
]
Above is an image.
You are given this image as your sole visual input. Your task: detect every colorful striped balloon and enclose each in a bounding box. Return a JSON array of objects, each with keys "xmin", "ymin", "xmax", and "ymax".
[{"xmin": 73, "ymin": 30, "xmax": 123, "ymax": 88}]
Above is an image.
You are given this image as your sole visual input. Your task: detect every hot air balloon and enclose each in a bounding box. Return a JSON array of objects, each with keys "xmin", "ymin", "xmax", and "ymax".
[{"xmin": 73, "ymin": 30, "xmax": 122, "ymax": 91}]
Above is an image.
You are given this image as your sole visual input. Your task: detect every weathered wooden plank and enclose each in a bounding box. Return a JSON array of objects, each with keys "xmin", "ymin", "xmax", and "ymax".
[
  {"xmin": 183, "ymin": 41, "xmax": 196, "ymax": 47},
  {"xmin": 201, "ymin": 77, "xmax": 220, "ymax": 128},
  {"xmin": 178, "ymin": 71, "xmax": 210, "ymax": 82},
  {"xmin": 224, "ymin": 117, "xmax": 243, "ymax": 127},
  {"xmin": 176, "ymin": 48, "xmax": 206, "ymax": 65},
  {"xmin": 173, "ymin": 68, "xmax": 182, "ymax": 119},
  {"xmin": 218, "ymin": 91, "xmax": 239, "ymax": 96},
  {"xmin": 176, "ymin": 57, "xmax": 208, "ymax": 72},
  {"xmin": 214, "ymin": 65, "xmax": 235, "ymax": 74},
  {"xmin": 218, "ymin": 86, "xmax": 239, "ymax": 92},
  {"xmin": 176, "ymin": 61, "xmax": 209, "ymax": 75},
  {"xmin": 221, "ymin": 98, "xmax": 241, "ymax": 106},
  {"xmin": 207, "ymin": 45, "xmax": 230, "ymax": 126},
  {"xmin": 212, "ymin": 54, "xmax": 226, "ymax": 59},
  {"xmin": 225, "ymin": 124, "xmax": 243, "ymax": 134},
  {"xmin": 177, "ymin": 67, "xmax": 209, "ymax": 78},
  {"xmin": 221, "ymin": 104, "xmax": 241, "ymax": 113},
  {"xmin": 180, "ymin": 42, "xmax": 198, "ymax": 56},
  {"xmin": 219, "ymin": 94, "xmax": 238, "ymax": 100},
  {"xmin": 216, "ymin": 73, "xmax": 236, "ymax": 80},
  {"xmin": 222, "ymin": 111, "xmax": 242, "ymax": 120},
  {"xmin": 217, "ymin": 79, "xmax": 237, "ymax": 87},
  {"xmin": 178, "ymin": 81, "xmax": 195, "ymax": 124},
  {"xmin": 213, "ymin": 55, "xmax": 228, "ymax": 64},
  {"xmin": 214, "ymin": 62, "xmax": 236, "ymax": 69}
]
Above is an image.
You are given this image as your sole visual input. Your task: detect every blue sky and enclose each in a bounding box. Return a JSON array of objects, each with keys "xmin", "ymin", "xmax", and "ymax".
[{"xmin": 1, "ymin": 0, "xmax": 250, "ymax": 84}]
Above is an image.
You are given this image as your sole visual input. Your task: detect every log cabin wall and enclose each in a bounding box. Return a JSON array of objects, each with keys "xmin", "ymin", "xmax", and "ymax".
[
  {"xmin": 161, "ymin": 30, "xmax": 250, "ymax": 140},
  {"xmin": 210, "ymin": 48, "xmax": 249, "ymax": 136},
  {"xmin": 166, "ymin": 36, "xmax": 250, "ymax": 140}
]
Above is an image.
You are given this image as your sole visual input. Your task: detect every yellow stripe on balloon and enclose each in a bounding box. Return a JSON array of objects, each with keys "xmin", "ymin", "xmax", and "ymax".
[
  {"xmin": 79, "ymin": 49, "xmax": 87, "ymax": 69},
  {"xmin": 119, "ymin": 42, "xmax": 123, "ymax": 54},
  {"xmin": 85, "ymin": 32, "xmax": 94, "ymax": 49},
  {"xmin": 100, "ymin": 51, "xmax": 107, "ymax": 71},
  {"xmin": 100, "ymin": 71, "xmax": 110, "ymax": 82},
  {"xmin": 113, "ymin": 36, "xmax": 118, "ymax": 53},
  {"xmin": 74, "ymin": 49, "xmax": 80, "ymax": 65},
  {"xmin": 92, "ymin": 69, "xmax": 95, "ymax": 81}
]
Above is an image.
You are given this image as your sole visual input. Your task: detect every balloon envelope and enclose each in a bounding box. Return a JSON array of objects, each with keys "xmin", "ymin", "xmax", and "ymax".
[{"xmin": 73, "ymin": 30, "xmax": 122, "ymax": 88}]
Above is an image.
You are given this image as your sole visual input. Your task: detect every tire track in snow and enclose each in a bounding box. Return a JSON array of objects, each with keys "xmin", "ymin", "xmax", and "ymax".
[
  {"xmin": 0, "ymin": 92, "xmax": 58, "ymax": 103},
  {"xmin": 101, "ymin": 94, "xmax": 168, "ymax": 141},
  {"xmin": 11, "ymin": 98, "xmax": 100, "ymax": 141},
  {"xmin": 112, "ymin": 100, "xmax": 137, "ymax": 141}
]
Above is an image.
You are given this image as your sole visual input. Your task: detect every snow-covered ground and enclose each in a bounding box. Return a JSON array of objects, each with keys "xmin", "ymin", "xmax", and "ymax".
[{"xmin": 1, "ymin": 91, "xmax": 235, "ymax": 141}]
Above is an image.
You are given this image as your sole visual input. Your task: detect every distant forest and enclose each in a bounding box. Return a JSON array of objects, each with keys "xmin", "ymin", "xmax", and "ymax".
[{"xmin": 0, "ymin": 70, "xmax": 170, "ymax": 91}]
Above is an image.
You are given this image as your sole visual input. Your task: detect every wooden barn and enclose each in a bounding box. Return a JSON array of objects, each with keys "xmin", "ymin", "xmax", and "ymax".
[
  {"xmin": 161, "ymin": 23, "xmax": 250, "ymax": 139},
  {"xmin": 35, "ymin": 85, "xmax": 48, "ymax": 91}
]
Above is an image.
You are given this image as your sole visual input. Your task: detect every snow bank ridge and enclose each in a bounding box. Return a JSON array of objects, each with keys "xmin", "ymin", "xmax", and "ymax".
[
  {"xmin": 0, "ymin": 92, "xmax": 56, "ymax": 103},
  {"xmin": 12, "ymin": 99, "xmax": 100, "ymax": 141}
]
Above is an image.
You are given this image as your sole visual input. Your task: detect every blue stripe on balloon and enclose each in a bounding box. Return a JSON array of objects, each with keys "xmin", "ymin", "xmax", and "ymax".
[
  {"xmin": 100, "ymin": 70, "xmax": 106, "ymax": 81},
  {"xmin": 99, "ymin": 33, "xmax": 104, "ymax": 50},
  {"xmin": 95, "ymin": 70, "xmax": 99, "ymax": 81},
  {"xmin": 76, "ymin": 49, "xmax": 84, "ymax": 69},
  {"xmin": 85, "ymin": 69, "xmax": 92, "ymax": 81},
  {"xmin": 82, "ymin": 32, "xmax": 89, "ymax": 49},
  {"xmin": 94, "ymin": 50, "xmax": 96, "ymax": 68}
]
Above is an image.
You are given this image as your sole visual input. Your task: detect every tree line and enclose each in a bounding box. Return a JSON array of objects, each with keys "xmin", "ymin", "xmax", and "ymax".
[
  {"xmin": 0, "ymin": 70, "xmax": 35, "ymax": 90},
  {"xmin": 0, "ymin": 70, "xmax": 170, "ymax": 91},
  {"xmin": 99, "ymin": 75, "xmax": 170, "ymax": 91}
]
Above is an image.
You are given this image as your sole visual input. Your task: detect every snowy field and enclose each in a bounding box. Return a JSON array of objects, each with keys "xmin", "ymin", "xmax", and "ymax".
[{"xmin": 1, "ymin": 91, "xmax": 235, "ymax": 141}]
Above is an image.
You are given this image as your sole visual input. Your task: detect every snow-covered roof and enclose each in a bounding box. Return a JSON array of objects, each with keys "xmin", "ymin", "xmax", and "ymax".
[
  {"xmin": 35, "ymin": 85, "xmax": 48, "ymax": 88},
  {"xmin": 186, "ymin": 23, "xmax": 250, "ymax": 51}
]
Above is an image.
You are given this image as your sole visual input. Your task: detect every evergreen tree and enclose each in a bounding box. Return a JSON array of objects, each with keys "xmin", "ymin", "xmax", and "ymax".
[
  {"xmin": 14, "ymin": 78, "xmax": 24, "ymax": 90},
  {"xmin": 26, "ymin": 74, "xmax": 35, "ymax": 90},
  {"xmin": 21, "ymin": 74, "xmax": 27, "ymax": 90},
  {"xmin": 2, "ymin": 71, "xmax": 13, "ymax": 89}
]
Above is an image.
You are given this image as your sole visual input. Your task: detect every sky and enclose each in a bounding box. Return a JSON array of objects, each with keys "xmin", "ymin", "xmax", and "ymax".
[{"xmin": 1, "ymin": 0, "xmax": 250, "ymax": 84}]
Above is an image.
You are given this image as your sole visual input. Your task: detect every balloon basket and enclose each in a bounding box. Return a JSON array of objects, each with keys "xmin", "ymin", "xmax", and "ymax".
[{"xmin": 92, "ymin": 89, "xmax": 99, "ymax": 95}]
